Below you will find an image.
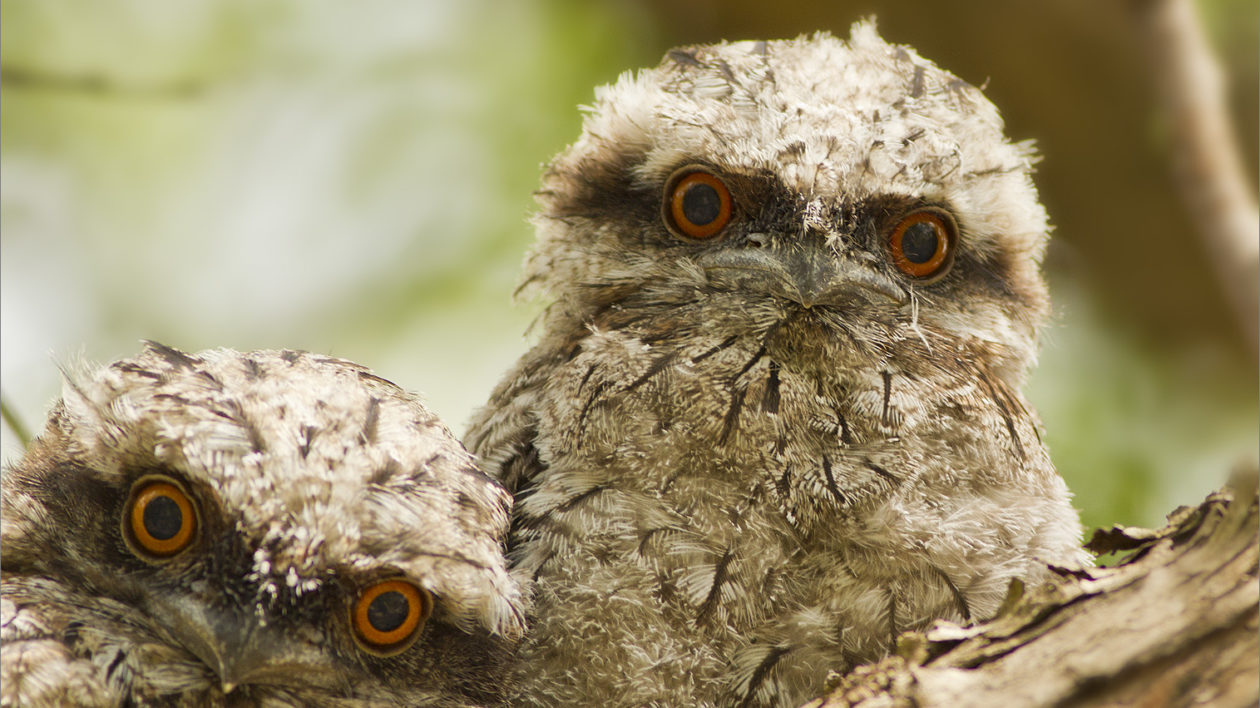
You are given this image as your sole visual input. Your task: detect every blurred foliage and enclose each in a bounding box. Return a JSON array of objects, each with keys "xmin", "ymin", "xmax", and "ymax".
[{"xmin": 2, "ymin": 0, "xmax": 1256, "ymax": 533}]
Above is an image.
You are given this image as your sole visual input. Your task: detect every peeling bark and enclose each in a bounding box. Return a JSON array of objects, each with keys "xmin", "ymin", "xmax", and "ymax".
[{"xmin": 806, "ymin": 469, "xmax": 1260, "ymax": 708}]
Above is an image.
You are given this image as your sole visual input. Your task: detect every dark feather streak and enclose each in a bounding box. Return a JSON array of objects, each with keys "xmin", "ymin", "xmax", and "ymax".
[
  {"xmin": 216, "ymin": 400, "xmax": 266, "ymax": 453},
  {"xmin": 836, "ymin": 408, "xmax": 853, "ymax": 444},
  {"xmin": 720, "ymin": 388, "xmax": 747, "ymax": 444},
  {"xmin": 242, "ymin": 358, "xmax": 263, "ymax": 380},
  {"xmin": 974, "ymin": 366, "xmax": 1025, "ymax": 459},
  {"xmin": 142, "ymin": 340, "xmax": 201, "ymax": 370},
  {"xmin": 761, "ymin": 360, "xmax": 781, "ymax": 414},
  {"xmin": 625, "ymin": 353, "xmax": 676, "ymax": 392},
  {"xmin": 104, "ymin": 649, "xmax": 127, "ymax": 681},
  {"xmin": 733, "ymin": 344, "xmax": 767, "ymax": 383},
  {"xmin": 738, "ymin": 646, "xmax": 791, "ymax": 708},
  {"xmin": 368, "ymin": 459, "xmax": 399, "ymax": 486},
  {"xmin": 530, "ymin": 551, "xmax": 557, "ymax": 583},
  {"xmin": 298, "ymin": 424, "xmax": 317, "ymax": 459},
  {"xmin": 880, "ymin": 371, "xmax": 893, "ymax": 426},
  {"xmin": 577, "ymin": 364, "xmax": 597, "ymax": 396},
  {"xmin": 930, "ymin": 564, "xmax": 972, "ymax": 621},
  {"xmin": 361, "ymin": 397, "xmax": 381, "ymax": 445},
  {"xmin": 113, "ymin": 362, "xmax": 162, "ymax": 380},
  {"xmin": 557, "ymin": 484, "xmax": 609, "ymax": 513},
  {"xmin": 864, "ymin": 460, "xmax": 898, "ymax": 483},
  {"xmin": 775, "ymin": 464, "xmax": 792, "ymax": 497},
  {"xmin": 821, "ymin": 455, "xmax": 847, "ymax": 505},
  {"xmin": 411, "ymin": 549, "xmax": 491, "ymax": 571},
  {"xmin": 356, "ymin": 369, "xmax": 401, "ymax": 389},
  {"xmin": 636, "ymin": 527, "xmax": 669, "ymax": 556},
  {"xmin": 153, "ymin": 393, "xmax": 190, "ymax": 406},
  {"xmin": 668, "ymin": 49, "xmax": 703, "ymax": 68},
  {"xmin": 576, "ymin": 381, "xmax": 611, "ymax": 445},
  {"xmin": 696, "ymin": 549, "xmax": 735, "ymax": 624},
  {"xmin": 887, "ymin": 588, "xmax": 899, "ymax": 650},
  {"xmin": 62, "ymin": 620, "xmax": 83, "ymax": 646},
  {"xmin": 501, "ymin": 438, "xmax": 542, "ymax": 495},
  {"xmin": 692, "ymin": 334, "xmax": 739, "ymax": 363}
]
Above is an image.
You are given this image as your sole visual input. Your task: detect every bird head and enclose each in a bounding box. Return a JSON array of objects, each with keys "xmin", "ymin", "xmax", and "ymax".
[
  {"xmin": 525, "ymin": 22, "xmax": 1051, "ymax": 384},
  {"xmin": 2, "ymin": 343, "xmax": 525, "ymax": 705}
]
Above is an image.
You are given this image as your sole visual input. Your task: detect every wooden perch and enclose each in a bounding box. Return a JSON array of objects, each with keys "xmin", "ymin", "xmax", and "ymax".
[{"xmin": 804, "ymin": 468, "xmax": 1260, "ymax": 707}]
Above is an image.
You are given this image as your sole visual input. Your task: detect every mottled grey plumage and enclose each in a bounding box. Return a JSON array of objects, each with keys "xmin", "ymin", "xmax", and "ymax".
[
  {"xmin": 467, "ymin": 23, "xmax": 1089, "ymax": 707},
  {"xmin": 2, "ymin": 344, "xmax": 525, "ymax": 707}
]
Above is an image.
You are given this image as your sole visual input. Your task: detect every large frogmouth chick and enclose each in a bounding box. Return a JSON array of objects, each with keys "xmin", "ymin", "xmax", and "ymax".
[{"xmin": 468, "ymin": 21, "xmax": 1088, "ymax": 707}]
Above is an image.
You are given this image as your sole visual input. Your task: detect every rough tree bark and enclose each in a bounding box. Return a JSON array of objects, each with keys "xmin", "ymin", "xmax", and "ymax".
[{"xmin": 804, "ymin": 468, "xmax": 1259, "ymax": 708}]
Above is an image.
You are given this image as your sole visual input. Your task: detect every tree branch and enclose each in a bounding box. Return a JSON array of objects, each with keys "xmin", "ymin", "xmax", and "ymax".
[
  {"xmin": 1129, "ymin": 0, "xmax": 1260, "ymax": 356},
  {"xmin": 805, "ymin": 467, "xmax": 1259, "ymax": 707}
]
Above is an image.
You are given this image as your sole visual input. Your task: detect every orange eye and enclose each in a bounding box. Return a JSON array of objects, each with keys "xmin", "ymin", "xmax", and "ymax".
[
  {"xmin": 666, "ymin": 169, "xmax": 732, "ymax": 239},
  {"xmin": 352, "ymin": 579, "xmax": 431, "ymax": 655},
  {"xmin": 126, "ymin": 478, "xmax": 198, "ymax": 559},
  {"xmin": 889, "ymin": 209, "xmax": 954, "ymax": 279}
]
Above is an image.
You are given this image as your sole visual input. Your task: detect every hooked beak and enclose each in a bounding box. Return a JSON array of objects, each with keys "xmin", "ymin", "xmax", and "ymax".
[
  {"xmin": 151, "ymin": 594, "xmax": 340, "ymax": 695},
  {"xmin": 696, "ymin": 238, "xmax": 906, "ymax": 308}
]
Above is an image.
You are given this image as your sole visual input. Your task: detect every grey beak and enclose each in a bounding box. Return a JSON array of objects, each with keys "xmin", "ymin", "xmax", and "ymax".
[
  {"xmin": 152, "ymin": 594, "xmax": 340, "ymax": 694},
  {"xmin": 696, "ymin": 239, "xmax": 906, "ymax": 307}
]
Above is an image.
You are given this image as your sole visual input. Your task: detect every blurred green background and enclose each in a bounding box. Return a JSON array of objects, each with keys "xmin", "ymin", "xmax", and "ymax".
[{"xmin": 2, "ymin": 0, "xmax": 1256, "ymax": 533}]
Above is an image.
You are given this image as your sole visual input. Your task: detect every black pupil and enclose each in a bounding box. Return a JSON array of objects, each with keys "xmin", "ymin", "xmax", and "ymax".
[
  {"xmin": 367, "ymin": 591, "xmax": 410, "ymax": 633},
  {"xmin": 681, "ymin": 182, "xmax": 721, "ymax": 226},
  {"xmin": 901, "ymin": 222, "xmax": 940, "ymax": 264},
  {"xmin": 143, "ymin": 495, "xmax": 183, "ymax": 541}
]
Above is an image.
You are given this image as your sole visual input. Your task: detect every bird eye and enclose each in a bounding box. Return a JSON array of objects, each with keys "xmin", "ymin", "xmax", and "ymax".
[
  {"xmin": 888, "ymin": 209, "xmax": 954, "ymax": 279},
  {"xmin": 665, "ymin": 169, "xmax": 732, "ymax": 239},
  {"xmin": 124, "ymin": 477, "xmax": 198, "ymax": 559},
  {"xmin": 352, "ymin": 579, "xmax": 432, "ymax": 655}
]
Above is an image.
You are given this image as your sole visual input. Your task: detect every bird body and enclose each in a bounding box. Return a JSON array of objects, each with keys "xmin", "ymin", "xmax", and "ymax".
[
  {"xmin": 2, "ymin": 344, "xmax": 524, "ymax": 706},
  {"xmin": 468, "ymin": 24, "xmax": 1088, "ymax": 707}
]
